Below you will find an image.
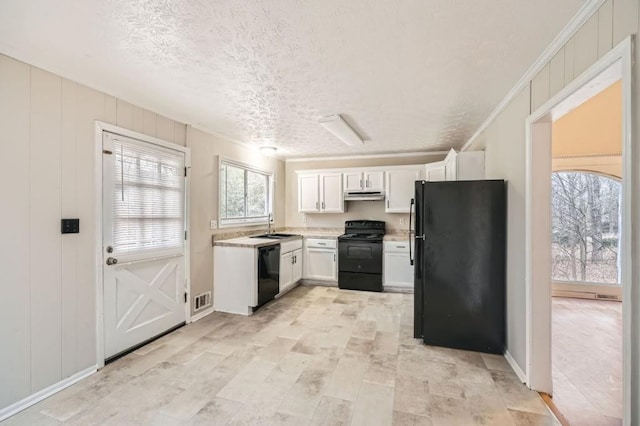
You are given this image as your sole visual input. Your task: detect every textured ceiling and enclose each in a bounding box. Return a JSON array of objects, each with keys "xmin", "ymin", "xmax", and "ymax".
[{"xmin": 0, "ymin": 0, "xmax": 586, "ymax": 158}]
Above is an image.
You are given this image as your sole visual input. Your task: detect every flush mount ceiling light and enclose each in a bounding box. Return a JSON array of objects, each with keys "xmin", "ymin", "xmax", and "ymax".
[
  {"xmin": 259, "ymin": 146, "xmax": 278, "ymax": 157},
  {"xmin": 319, "ymin": 114, "xmax": 364, "ymax": 146}
]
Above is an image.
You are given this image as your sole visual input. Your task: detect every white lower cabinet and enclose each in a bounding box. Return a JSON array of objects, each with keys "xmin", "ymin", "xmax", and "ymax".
[
  {"xmin": 303, "ymin": 238, "xmax": 338, "ymax": 281},
  {"xmin": 383, "ymin": 241, "xmax": 414, "ymax": 290},
  {"xmin": 280, "ymin": 238, "xmax": 304, "ymax": 294},
  {"xmin": 292, "ymin": 248, "xmax": 303, "ymax": 283}
]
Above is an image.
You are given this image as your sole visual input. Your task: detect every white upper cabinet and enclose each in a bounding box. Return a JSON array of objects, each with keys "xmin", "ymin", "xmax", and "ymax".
[
  {"xmin": 298, "ymin": 172, "xmax": 344, "ymax": 213},
  {"xmin": 364, "ymin": 171, "xmax": 384, "ymax": 191},
  {"xmin": 344, "ymin": 172, "xmax": 363, "ymax": 192},
  {"xmin": 343, "ymin": 171, "xmax": 384, "ymax": 192},
  {"xmin": 298, "ymin": 174, "xmax": 320, "ymax": 212},
  {"xmin": 426, "ymin": 149, "xmax": 484, "ymax": 181},
  {"xmin": 320, "ymin": 173, "xmax": 344, "ymax": 213},
  {"xmin": 444, "ymin": 149, "xmax": 458, "ymax": 181},
  {"xmin": 425, "ymin": 162, "xmax": 446, "ymax": 181},
  {"xmin": 455, "ymin": 150, "xmax": 485, "ymax": 180},
  {"xmin": 385, "ymin": 167, "xmax": 421, "ymax": 213}
]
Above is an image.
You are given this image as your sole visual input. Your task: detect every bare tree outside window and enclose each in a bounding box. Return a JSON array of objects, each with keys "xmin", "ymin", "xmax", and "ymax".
[{"xmin": 551, "ymin": 171, "xmax": 621, "ymax": 284}]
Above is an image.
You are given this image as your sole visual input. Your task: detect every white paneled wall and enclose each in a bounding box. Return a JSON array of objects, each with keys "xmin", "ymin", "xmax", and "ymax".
[
  {"xmin": 0, "ymin": 53, "xmax": 187, "ymax": 410},
  {"xmin": 530, "ymin": 0, "xmax": 637, "ymax": 113}
]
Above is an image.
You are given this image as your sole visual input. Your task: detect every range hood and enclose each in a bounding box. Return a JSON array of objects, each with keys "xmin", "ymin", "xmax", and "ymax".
[{"xmin": 344, "ymin": 191, "xmax": 385, "ymax": 201}]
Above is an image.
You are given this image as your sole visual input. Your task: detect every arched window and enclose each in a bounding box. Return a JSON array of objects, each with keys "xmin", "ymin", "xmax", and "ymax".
[{"xmin": 551, "ymin": 171, "xmax": 621, "ymax": 284}]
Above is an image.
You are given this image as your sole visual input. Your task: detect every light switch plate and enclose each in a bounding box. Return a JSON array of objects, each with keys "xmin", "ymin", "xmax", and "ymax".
[
  {"xmin": 399, "ymin": 218, "xmax": 406, "ymax": 225},
  {"xmin": 210, "ymin": 220, "xmax": 217, "ymax": 230}
]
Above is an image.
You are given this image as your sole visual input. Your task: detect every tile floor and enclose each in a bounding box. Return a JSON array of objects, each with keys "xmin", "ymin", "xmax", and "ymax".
[
  {"xmin": 551, "ymin": 297, "xmax": 622, "ymax": 425},
  {"xmin": 3, "ymin": 286, "xmax": 557, "ymax": 425}
]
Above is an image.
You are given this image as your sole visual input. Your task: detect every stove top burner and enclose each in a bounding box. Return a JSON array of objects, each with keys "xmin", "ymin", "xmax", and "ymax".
[{"xmin": 338, "ymin": 233, "xmax": 384, "ymax": 242}]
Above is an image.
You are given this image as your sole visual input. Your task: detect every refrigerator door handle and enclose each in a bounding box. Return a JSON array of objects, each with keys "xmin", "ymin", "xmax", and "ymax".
[{"xmin": 409, "ymin": 198, "xmax": 415, "ymax": 265}]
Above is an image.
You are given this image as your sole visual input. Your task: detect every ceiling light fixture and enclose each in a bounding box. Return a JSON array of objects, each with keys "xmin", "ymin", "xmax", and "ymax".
[
  {"xmin": 319, "ymin": 114, "xmax": 364, "ymax": 146},
  {"xmin": 259, "ymin": 146, "xmax": 278, "ymax": 157}
]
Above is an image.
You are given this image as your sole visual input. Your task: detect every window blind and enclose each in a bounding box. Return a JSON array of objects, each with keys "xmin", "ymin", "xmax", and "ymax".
[{"xmin": 112, "ymin": 138, "xmax": 185, "ymax": 256}]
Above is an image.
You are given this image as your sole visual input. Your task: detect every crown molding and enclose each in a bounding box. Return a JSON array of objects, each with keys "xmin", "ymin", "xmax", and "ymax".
[
  {"xmin": 285, "ymin": 150, "xmax": 448, "ymax": 163},
  {"xmin": 460, "ymin": 0, "xmax": 606, "ymax": 152}
]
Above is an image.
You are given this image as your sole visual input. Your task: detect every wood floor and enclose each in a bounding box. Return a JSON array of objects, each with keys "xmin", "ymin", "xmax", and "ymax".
[
  {"xmin": 551, "ymin": 297, "xmax": 622, "ymax": 426},
  {"xmin": 4, "ymin": 286, "xmax": 556, "ymax": 425}
]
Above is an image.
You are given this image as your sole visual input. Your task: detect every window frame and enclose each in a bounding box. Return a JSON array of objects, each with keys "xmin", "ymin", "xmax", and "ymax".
[{"xmin": 218, "ymin": 157, "xmax": 274, "ymax": 228}]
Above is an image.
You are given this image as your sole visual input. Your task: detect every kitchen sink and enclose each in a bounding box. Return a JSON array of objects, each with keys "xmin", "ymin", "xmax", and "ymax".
[{"xmin": 250, "ymin": 233, "xmax": 298, "ymax": 239}]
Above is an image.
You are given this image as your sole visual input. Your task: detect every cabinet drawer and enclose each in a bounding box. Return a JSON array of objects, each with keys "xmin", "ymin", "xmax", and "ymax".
[
  {"xmin": 305, "ymin": 238, "xmax": 337, "ymax": 249},
  {"xmin": 280, "ymin": 238, "xmax": 303, "ymax": 253},
  {"xmin": 384, "ymin": 241, "xmax": 411, "ymax": 253}
]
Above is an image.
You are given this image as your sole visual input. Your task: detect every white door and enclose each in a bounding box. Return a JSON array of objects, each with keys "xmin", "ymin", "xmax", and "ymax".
[
  {"xmin": 102, "ymin": 132, "xmax": 188, "ymax": 360},
  {"xmin": 386, "ymin": 169, "xmax": 420, "ymax": 213},
  {"xmin": 304, "ymin": 248, "xmax": 337, "ymax": 281},
  {"xmin": 292, "ymin": 248, "xmax": 303, "ymax": 283},
  {"xmin": 298, "ymin": 174, "xmax": 319, "ymax": 212},
  {"xmin": 364, "ymin": 171, "xmax": 385, "ymax": 191},
  {"xmin": 344, "ymin": 172, "xmax": 363, "ymax": 191},
  {"xmin": 320, "ymin": 173, "xmax": 344, "ymax": 213}
]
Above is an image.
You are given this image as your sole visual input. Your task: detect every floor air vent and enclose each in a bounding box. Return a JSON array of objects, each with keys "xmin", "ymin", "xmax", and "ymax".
[{"xmin": 193, "ymin": 292, "xmax": 212, "ymax": 311}]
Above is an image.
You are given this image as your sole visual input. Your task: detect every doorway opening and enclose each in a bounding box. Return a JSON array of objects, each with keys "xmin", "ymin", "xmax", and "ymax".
[
  {"xmin": 525, "ymin": 37, "xmax": 634, "ymax": 425},
  {"xmin": 550, "ymin": 159, "xmax": 623, "ymax": 422}
]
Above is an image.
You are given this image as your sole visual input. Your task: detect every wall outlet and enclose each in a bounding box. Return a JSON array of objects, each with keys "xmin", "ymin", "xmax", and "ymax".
[
  {"xmin": 210, "ymin": 220, "xmax": 217, "ymax": 230},
  {"xmin": 399, "ymin": 218, "xmax": 406, "ymax": 225}
]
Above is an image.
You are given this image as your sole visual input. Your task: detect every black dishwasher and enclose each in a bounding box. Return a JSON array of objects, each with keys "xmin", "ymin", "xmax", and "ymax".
[{"xmin": 257, "ymin": 244, "xmax": 280, "ymax": 309}]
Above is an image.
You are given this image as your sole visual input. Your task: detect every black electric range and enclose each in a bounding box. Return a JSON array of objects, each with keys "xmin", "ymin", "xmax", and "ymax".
[{"xmin": 338, "ymin": 220, "xmax": 385, "ymax": 292}]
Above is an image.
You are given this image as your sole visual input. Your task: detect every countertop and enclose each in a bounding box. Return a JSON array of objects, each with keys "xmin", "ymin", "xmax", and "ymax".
[
  {"xmin": 213, "ymin": 228, "xmax": 410, "ymax": 247},
  {"xmin": 383, "ymin": 234, "xmax": 411, "ymax": 242},
  {"xmin": 213, "ymin": 234, "xmax": 303, "ymax": 248}
]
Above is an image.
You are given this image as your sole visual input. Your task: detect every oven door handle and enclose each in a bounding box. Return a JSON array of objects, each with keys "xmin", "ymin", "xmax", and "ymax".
[{"xmin": 409, "ymin": 198, "xmax": 414, "ymax": 266}]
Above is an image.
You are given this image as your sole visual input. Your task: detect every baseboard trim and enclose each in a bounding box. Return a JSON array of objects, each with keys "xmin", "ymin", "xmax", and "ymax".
[
  {"xmin": 383, "ymin": 285, "xmax": 414, "ymax": 294},
  {"xmin": 300, "ymin": 279, "xmax": 338, "ymax": 287},
  {"xmin": 504, "ymin": 350, "xmax": 527, "ymax": 383},
  {"xmin": 190, "ymin": 307, "xmax": 214, "ymax": 323},
  {"xmin": 540, "ymin": 392, "xmax": 570, "ymax": 426},
  {"xmin": 0, "ymin": 365, "xmax": 97, "ymax": 421}
]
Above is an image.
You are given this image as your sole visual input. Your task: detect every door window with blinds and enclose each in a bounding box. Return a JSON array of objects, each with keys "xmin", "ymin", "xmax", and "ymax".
[
  {"xmin": 219, "ymin": 159, "xmax": 273, "ymax": 226},
  {"xmin": 112, "ymin": 137, "xmax": 186, "ymax": 257}
]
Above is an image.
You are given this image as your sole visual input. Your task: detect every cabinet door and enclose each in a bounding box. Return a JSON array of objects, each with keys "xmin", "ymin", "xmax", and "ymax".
[
  {"xmin": 385, "ymin": 169, "xmax": 420, "ymax": 213},
  {"xmin": 279, "ymin": 251, "xmax": 293, "ymax": 292},
  {"xmin": 425, "ymin": 162, "xmax": 446, "ymax": 181},
  {"xmin": 364, "ymin": 171, "xmax": 385, "ymax": 191},
  {"xmin": 384, "ymin": 252, "xmax": 414, "ymax": 288},
  {"xmin": 292, "ymin": 248, "xmax": 303, "ymax": 283},
  {"xmin": 320, "ymin": 173, "xmax": 344, "ymax": 213},
  {"xmin": 298, "ymin": 174, "xmax": 319, "ymax": 212},
  {"xmin": 456, "ymin": 151, "xmax": 485, "ymax": 180},
  {"xmin": 304, "ymin": 248, "xmax": 337, "ymax": 281},
  {"xmin": 443, "ymin": 149, "xmax": 458, "ymax": 181},
  {"xmin": 445, "ymin": 159, "xmax": 457, "ymax": 181},
  {"xmin": 344, "ymin": 172, "xmax": 363, "ymax": 191}
]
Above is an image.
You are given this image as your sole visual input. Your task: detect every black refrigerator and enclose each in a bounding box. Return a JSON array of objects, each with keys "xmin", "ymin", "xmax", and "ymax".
[{"xmin": 412, "ymin": 180, "xmax": 506, "ymax": 354}]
